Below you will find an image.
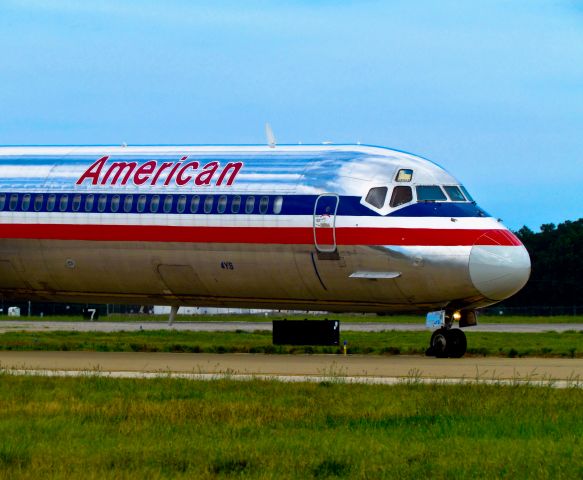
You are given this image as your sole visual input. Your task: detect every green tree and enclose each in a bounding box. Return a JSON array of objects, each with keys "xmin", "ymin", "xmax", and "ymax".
[{"xmin": 503, "ymin": 218, "xmax": 583, "ymax": 307}]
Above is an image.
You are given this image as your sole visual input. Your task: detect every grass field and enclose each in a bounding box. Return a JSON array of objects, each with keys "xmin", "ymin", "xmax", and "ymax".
[
  {"xmin": 2, "ymin": 313, "xmax": 583, "ymax": 323},
  {"xmin": 0, "ymin": 374, "xmax": 580, "ymax": 479},
  {"xmin": 1, "ymin": 329, "xmax": 582, "ymax": 357}
]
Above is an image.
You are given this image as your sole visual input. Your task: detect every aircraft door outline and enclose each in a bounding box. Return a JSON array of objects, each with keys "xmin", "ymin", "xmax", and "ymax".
[{"xmin": 313, "ymin": 194, "xmax": 339, "ymax": 253}]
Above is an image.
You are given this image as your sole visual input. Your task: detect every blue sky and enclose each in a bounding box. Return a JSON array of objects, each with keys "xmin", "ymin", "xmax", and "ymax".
[{"xmin": 1, "ymin": 0, "xmax": 582, "ymax": 230}]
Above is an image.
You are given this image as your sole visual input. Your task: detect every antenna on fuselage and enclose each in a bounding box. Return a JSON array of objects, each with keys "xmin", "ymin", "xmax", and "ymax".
[{"xmin": 265, "ymin": 123, "xmax": 276, "ymax": 148}]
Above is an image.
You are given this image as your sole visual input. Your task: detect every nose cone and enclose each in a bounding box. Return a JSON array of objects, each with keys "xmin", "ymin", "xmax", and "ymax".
[{"xmin": 469, "ymin": 243, "xmax": 531, "ymax": 301}]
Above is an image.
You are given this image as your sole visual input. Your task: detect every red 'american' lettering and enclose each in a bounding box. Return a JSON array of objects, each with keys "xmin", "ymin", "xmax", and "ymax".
[{"xmin": 76, "ymin": 156, "xmax": 243, "ymax": 187}]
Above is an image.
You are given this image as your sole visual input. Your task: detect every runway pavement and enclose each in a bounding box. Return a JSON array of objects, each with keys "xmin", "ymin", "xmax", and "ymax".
[
  {"xmin": 2, "ymin": 321, "xmax": 581, "ymax": 387},
  {"xmin": 0, "ymin": 351, "xmax": 581, "ymax": 387},
  {"xmin": 0, "ymin": 320, "xmax": 581, "ymax": 333}
]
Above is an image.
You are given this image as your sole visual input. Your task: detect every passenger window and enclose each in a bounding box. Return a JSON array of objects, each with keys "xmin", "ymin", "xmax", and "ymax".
[
  {"xmin": 59, "ymin": 194, "xmax": 69, "ymax": 212},
  {"xmin": 72, "ymin": 194, "xmax": 82, "ymax": 212},
  {"xmin": 163, "ymin": 195, "xmax": 173, "ymax": 213},
  {"xmin": 389, "ymin": 186, "xmax": 413, "ymax": 208},
  {"xmin": 444, "ymin": 186, "xmax": 466, "ymax": 202},
  {"xmin": 137, "ymin": 195, "xmax": 147, "ymax": 213},
  {"xmin": 34, "ymin": 194, "xmax": 43, "ymax": 212},
  {"xmin": 204, "ymin": 196, "xmax": 214, "ymax": 213},
  {"xmin": 365, "ymin": 187, "xmax": 388, "ymax": 209},
  {"xmin": 273, "ymin": 196, "xmax": 283, "ymax": 214},
  {"xmin": 460, "ymin": 186, "xmax": 475, "ymax": 202},
  {"xmin": 111, "ymin": 195, "xmax": 120, "ymax": 213},
  {"xmin": 177, "ymin": 195, "xmax": 186, "ymax": 213},
  {"xmin": 395, "ymin": 169, "xmax": 413, "ymax": 182},
  {"xmin": 124, "ymin": 195, "xmax": 133, "ymax": 213},
  {"xmin": 150, "ymin": 195, "xmax": 160, "ymax": 213},
  {"xmin": 231, "ymin": 195, "xmax": 241, "ymax": 213},
  {"xmin": 245, "ymin": 196, "xmax": 255, "ymax": 214},
  {"xmin": 22, "ymin": 194, "xmax": 31, "ymax": 211},
  {"xmin": 217, "ymin": 195, "xmax": 227, "ymax": 213},
  {"xmin": 190, "ymin": 195, "xmax": 200, "ymax": 213},
  {"xmin": 98, "ymin": 194, "xmax": 107, "ymax": 212},
  {"xmin": 84, "ymin": 194, "xmax": 94, "ymax": 212},
  {"xmin": 259, "ymin": 196, "xmax": 269, "ymax": 214},
  {"xmin": 47, "ymin": 194, "xmax": 56, "ymax": 212},
  {"xmin": 0, "ymin": 194, "xmax": 5, "ymax": 211},
  {"xmin": 9, "ymin": 194, "xmax": 18, "ymax": 211},
  {"xmin": 416, "ymin": 185, "xmax": 447, "ymax": 201}
]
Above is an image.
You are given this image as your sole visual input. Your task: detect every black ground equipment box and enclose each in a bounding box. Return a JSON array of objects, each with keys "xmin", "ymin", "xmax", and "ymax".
[{"xmin": 272, "ymin": 319, "xmax": 340, "ymax": 346}]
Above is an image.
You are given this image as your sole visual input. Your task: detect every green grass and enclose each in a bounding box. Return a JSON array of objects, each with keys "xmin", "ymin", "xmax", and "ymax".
[
  {"xmin": 0, "ymin": 375, "xmax": 580, "ymax": 479},
  {"xmin": 1, "ymin": 312, "xmax": 583, "ymax": 323},
  {"xmin": 477, "ymin": 314, "xmax": 583, "ymax": 324},
  {"xmin": 1, "ymin": 329, "xmax": 582, "ymax": 357}
]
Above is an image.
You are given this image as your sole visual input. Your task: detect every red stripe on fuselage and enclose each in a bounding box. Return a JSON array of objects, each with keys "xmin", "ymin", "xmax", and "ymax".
[{"xmin": 0, "ymin": 224, "xmax": 522, "ymax": 246}]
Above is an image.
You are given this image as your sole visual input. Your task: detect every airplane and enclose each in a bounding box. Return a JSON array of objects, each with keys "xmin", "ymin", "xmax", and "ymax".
[{"xmin": 0, "ymin": 143, "xmax": 530, "ymax": 358}]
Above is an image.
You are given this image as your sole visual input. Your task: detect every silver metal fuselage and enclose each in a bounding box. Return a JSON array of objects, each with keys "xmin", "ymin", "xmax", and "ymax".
[{"xmin": 0, "ymin": 145, "xmax": 530, "ymax": 313}]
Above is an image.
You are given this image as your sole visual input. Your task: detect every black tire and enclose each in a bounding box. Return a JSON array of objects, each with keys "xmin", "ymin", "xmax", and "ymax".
[
  {"xmin": 431, "ymin": 329, "xmax": 449, "ymax": 358},
  {"xmin": 426, "ymin": 330, "xmax": 436, "ymax": 356},
  {"xmin": 426, "ymin": 330, "xmax": 439, "ymax": 356},
  {"xmin": 446, "ymin": 329, "xmax": 467, "ymax": 358}
]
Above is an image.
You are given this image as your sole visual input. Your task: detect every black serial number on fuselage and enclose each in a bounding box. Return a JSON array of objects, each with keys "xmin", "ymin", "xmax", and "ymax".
[{"xmin": 220, "ymin": 261, "xmax": 234, "ymax": 270}]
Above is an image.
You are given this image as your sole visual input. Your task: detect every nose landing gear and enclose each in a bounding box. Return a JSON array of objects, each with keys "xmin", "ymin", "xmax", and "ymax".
[
  {"xmin": 427, "ymin": 328, "xmax": 467, "ymax": 358},
  {"xmin": 425, "ymin": 309, "xmax": 474, "ymax": 358}
]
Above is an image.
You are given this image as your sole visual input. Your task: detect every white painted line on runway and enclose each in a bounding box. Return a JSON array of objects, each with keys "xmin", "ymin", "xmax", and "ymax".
[{"xmin": 3, "ymin": 368, "xmax": 581, "ymax": 389}]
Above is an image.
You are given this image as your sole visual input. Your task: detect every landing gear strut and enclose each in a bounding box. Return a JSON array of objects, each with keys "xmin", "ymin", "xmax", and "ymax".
[{"xmin": 427, "ymin": 328, "xmax": 467, "ymax": 358}]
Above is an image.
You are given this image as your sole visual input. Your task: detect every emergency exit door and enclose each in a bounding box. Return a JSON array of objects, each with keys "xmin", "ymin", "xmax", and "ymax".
[{"xmin": 313, "ymin": 194, "xmax": 339, "ymax": 253}]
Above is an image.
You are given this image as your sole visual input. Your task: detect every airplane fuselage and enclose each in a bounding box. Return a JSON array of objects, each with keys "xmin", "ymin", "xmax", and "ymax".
[{"xmin": 0, "ymin": 145, "xmax": 530, "ymax": 314}]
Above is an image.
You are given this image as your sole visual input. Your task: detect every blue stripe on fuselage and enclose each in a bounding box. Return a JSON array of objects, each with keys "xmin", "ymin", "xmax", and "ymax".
[
  {"xmin": 0, "ymin": 191, "xmax": 490, "ymax": 217},
  {"xmin": 386, "ymin": 202, "xmax": 489, "ymax": 218}
]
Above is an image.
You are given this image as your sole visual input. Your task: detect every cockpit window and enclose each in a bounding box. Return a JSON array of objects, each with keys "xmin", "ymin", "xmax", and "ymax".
[
  {"xmin": 416, "ymin": 185, "xmax": 447, "ymax": 201},
  {"xmin": 389, "ymin": 186, "xmax": 413, "ymax": 207},
  {"xmin": 365, "ymin": 187, "xmax": 388, "ymax": 209},
  {"xmin": 460, "ymin": 185, "xmax": 474, "ymax": 202},
  {"xmin": 444, "ymin": 186, "xmax": 466, "ymax": 201},
  {"xmin": 395, "ymin": 169, "xmax": 413, "ymax": 182}
]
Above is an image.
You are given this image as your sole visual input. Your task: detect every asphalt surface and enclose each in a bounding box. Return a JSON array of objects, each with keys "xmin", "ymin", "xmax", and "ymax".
[
  {"xmin": 2, "ymin": 320, "xmax": 581, "ymax": 387},
  {"xmin": 0, "ymin": 320, "xmax": 582, "ymax": 333},
  {"xmin": 1, "ymin": 351, "xmax": 581, "ymax": 387}
]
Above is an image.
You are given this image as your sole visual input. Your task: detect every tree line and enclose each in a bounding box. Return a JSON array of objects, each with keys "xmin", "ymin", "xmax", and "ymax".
[{"xmin": 501, "ymin": 218, "xmax": 583, "ymax": 307}]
